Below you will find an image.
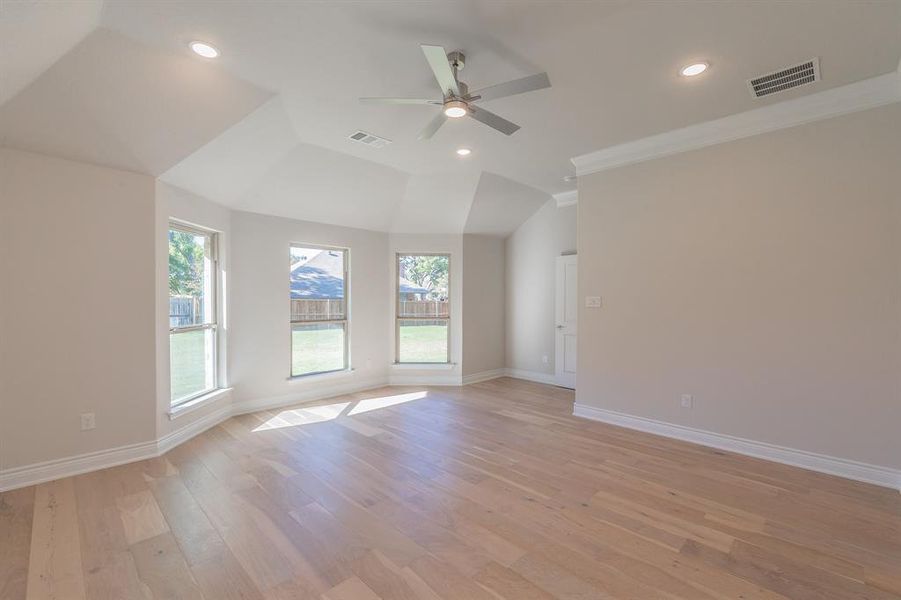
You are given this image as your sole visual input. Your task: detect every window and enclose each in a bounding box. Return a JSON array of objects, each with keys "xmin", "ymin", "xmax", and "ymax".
[
  {"xmin": 396, "ymin": 254, "xmax": 450, "ymax": 363},
  {"xmin": 168, "ymin": 223, "xmax": 218, "ymax": 406},
  {"xmin": 290, "ymin": 245, "xmax": 348, "ymax": 376}
]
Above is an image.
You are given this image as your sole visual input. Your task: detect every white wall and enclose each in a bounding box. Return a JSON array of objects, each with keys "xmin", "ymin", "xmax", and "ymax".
[
  {"xmin": 577, "ymin": 103, "xmax": 901, "ymax": 470},
  {"xmin": 154, "ymin": 182, "xmax": 233, "ymax": 436},
  {"xmin": 229, "ymin": 210, "xmax": 391, "ymax": 408},
  {"xmin": 505, "ymin": 199, "xmax": 577, "ymax": 377},
  {"xmin": 0, "ymin": 148, "xmax": 157, "ymax": 470},
  {"xmin": 0, "ymin": 146, "xmax": 545, "ymax": 488},
  {"xmin": 0, "ymin": 162, "xmax": 512, "ymax": 482},
  {"xmin": 388, "ymin": 233, "xmax": 464, "ymax": 384},
  {"xmin": 462, "ymin": 234, "xmax": 506, "ymax": 376}
]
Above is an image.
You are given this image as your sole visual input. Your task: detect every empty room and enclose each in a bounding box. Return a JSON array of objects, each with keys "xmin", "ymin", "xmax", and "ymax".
[{"xmin": 1, "ymin": 1, "xmax": 900, "ymax": 598}]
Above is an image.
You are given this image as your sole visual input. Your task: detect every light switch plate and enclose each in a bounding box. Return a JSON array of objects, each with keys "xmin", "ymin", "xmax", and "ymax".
[{"xmin": 585, "ymin": 296, "xmax": 602, "ymax": 308}]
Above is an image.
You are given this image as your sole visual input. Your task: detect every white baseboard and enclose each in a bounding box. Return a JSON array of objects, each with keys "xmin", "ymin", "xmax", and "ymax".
[
  {"xmin": 0, "ymin": 377, "xmax": 391, "ymax": 492},
  {"xmin": 0, "ymin": 439, "xmax": 159, "ymax": 492},
  {"xmin": 0, "ymin": 403, "xmax": 236, "ymax": 493},
  {"xmin": 461, "ymin": 369, "xmax": 506, "ymax": 385},
  {"xmin": 388, "ymin": 373, "xmax": 462, "ymax": 386},
  {"xmin": 157, "ymin": 403, "xmax": 234, "ymax": 455},
  {"xmin": 0, "ymin": 370, "xmax": 562, "ymax": 492},
  {"xmin": 573, "ymin": 403, "xmax": 901, "ymax": 491},
  {"xmin": 232, "ymin": 375, "xmax": 390, "ymax": 416},
  {"xmin": 504, "ymin": 368, "xmax": 559, "ymax": 386}
]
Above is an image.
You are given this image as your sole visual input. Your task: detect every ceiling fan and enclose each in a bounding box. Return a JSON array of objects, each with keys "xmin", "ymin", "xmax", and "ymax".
[{"xmin": 360, "ymin": 45, "xmax": 551, "ymax": 139}]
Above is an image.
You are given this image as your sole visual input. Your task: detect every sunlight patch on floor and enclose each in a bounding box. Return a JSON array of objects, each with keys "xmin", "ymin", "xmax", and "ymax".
[
  {"xmin": 253, "ymin": 401, "xmax": 350, "ymax": 431},
  {"xmin": 348, "ymin": 391, "xmax": 428, "ymax": 415},
  {"xmin": 251, "ymin": 391, "xmax": 430, "ymax": 431}
]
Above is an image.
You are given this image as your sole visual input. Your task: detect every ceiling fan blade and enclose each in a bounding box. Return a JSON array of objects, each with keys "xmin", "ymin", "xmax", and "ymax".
[
  {"xmin": 360, "ymin": 97, "xmax": 440, "ymax": 105},
  {"xmin": 421, "ymin": 44, "xmax": 460, "ymax": 97},
  {"xmin": 418, "ymin": 112, "xmax": 448, "ymax": 140},
  {"xmin": 468, "ymin": 106, "xmax": 520, "ymax": 136},
  {"xmin": 470, "ymin": 72, "xmax": 550, "ymax": 103}
]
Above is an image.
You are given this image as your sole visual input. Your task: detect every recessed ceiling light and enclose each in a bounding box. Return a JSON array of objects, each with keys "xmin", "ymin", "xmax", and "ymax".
[
  {"xmin": 190, "ymin": 41, "xmax": 219, "ymax": 58},
  {"xmin": 456, "ymin": 148, "xmax": 471, "ymax": 156},
  {"xmin": 444, "ymin": 100, "xmax": 468, "ymax": 118},
  {"xmin": 680, "ymin": 62, "xmax": 708, "ymax": 77}
]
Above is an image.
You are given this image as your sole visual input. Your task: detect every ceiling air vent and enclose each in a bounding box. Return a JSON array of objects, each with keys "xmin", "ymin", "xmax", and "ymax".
[
  {"xmin": 348, "ymin": 130, "xmax": 392, "ymax": 148},
  {"xmin": 747, "ymin": 58, "xmax": 820, "ymax": 98}
]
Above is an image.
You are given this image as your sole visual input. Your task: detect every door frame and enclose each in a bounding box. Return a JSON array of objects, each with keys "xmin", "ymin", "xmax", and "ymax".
[{"xmin": 555, "ymin": 254, "xmax": 577, "ymax": 389}]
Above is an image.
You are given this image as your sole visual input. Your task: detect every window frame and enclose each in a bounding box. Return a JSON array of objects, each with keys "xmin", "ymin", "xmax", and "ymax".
[
  {"xmin": 395, "ymin": 252, "xmax": 451, "ymax": 365},
  {"xmin": 289, "ymin": 243, "xmax": 350, "ymax": 378},
  {"xmin": 168, "ymin": 220, "xmax": 220, "ymax": 407}
]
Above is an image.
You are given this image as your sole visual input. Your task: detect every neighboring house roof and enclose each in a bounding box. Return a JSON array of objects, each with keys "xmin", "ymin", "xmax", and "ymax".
[
  {"xmin": 290, "ymin": 250, "xmax": 431, "ymax": 299},
  {"xmin": 291, "ymin": 251, "xmax": 344, "ymax": 299},
  {"xmin": 399, "ymin": 278, "xmax": 430, "ymax": 296}
]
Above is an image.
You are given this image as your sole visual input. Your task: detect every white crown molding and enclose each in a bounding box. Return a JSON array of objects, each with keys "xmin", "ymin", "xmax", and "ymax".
[
  {"xmin": 571, "ymin": 71, "xmax": 901, "ymax": 177},
  {"xmin": 553, "ymin": 190, "xmax": 578, "ymax": 208},
  {"xmin": 573, "ymin": 403, "xmax": 900, "ymax": 490}
]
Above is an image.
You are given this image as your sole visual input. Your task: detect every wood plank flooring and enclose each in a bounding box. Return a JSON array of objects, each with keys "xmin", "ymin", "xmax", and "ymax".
[{"xmin": 2, "ymin": 377, "xmax": 899, "ymax": 599}]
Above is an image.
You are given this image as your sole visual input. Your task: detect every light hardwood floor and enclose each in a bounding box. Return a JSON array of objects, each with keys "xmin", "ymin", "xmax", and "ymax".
[{"xmin": 2, "ymin": 377, "xmax": 899, "ymax": 599}]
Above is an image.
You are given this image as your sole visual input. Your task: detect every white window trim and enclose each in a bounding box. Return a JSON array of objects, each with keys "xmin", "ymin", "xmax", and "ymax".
[
  {"xmin": 290, "ymin": 243, "xmax": 350, "ymax": 378},
  {"xmin": 168, "ymin": 387, "xmax": 232, "ymax": 420},
  {"xmin": 169, "ymin": 221, "xmax": 221, "ymax": 408},
  {"xmin": 395, "ymin": 252, "xmax": 451, "ymax": 365},
  {"xmin": 286, "ymin": 367, "xmax": 355, "ymax": 382},
  {"xmin": 390, "ymin": 362, "xmax": 456, "ymax": 370}
]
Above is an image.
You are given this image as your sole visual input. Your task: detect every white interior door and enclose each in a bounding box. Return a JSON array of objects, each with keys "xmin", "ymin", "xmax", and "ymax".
[{"xmin": 555, "ymin": 254, "xmax": 577, "ymax": 389}]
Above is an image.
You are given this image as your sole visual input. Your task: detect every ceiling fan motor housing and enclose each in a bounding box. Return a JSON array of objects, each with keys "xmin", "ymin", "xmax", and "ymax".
[{"xmin": 447, "ymin": 51, "xmax": 465, "ymax": 71}]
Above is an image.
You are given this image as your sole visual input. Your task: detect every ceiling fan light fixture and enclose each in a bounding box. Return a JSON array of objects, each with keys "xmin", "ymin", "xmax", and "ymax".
[{"xmin": 443, "ymin": 100, "xmax": 468, "ymax": 118}]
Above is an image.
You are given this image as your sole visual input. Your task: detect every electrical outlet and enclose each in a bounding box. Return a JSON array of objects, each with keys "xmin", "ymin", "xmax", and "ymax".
[
  {"xmin": 585, "ymin": 296, "xmax": 602, "ymax": 308},
  {"xmin": 81, "ymin": 412, "xmax": 96, "ymax": 431},
  {"xmin": 541, "ymin": 354, "xmax": 549, "ymax": 364},
  {"xmin": 680, "ymin": 394, "xmax": 693, "ymax": 409}
]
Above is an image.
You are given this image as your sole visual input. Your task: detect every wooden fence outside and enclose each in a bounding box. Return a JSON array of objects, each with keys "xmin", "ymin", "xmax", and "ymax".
[
  {"xmin": 170, "ymin": 296, "xmax": 201, "ymax": 327},
  {"xmin": 175, "ymin": 297, "xmax": 448, "ymax": 324},
  {"xmin": 289, "ymin": 299, "xmax": 448, "ymax": 320},
  {"xmin": 398, "ymin": 300, "xmax": 449, "ymax": 318},
  {"xmin": 291, "ymin": 298, "xmax": 345, "ymax": 321}
]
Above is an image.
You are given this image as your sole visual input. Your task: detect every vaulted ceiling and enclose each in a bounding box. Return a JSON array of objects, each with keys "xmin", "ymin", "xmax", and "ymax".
[{"xmin": 2, "ymin": 0, "xmax": 900, "ymax": 234}]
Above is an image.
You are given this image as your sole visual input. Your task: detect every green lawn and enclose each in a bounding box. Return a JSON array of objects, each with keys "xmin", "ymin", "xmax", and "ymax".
[
  {"xmin": 170, "ymin": 329, "xmax": 210, "ymax": 402},
  {"xmin": 398, "ymin": 323, "xmax": 448, "ymax": 363},
  {"xmin": 292, "ymin": 324, "xmax": 345, "ymax": 376},
  {"xmin": 172, "ymin": 323, "xmax": 448, "ymax": 399}
]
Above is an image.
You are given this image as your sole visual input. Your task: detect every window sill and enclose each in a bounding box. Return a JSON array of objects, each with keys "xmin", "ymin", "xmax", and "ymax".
[
  {"xmin": 391, "ymin": 362, "xmax": 456, "ymax": 370},
  {"xmin": 168, "ymin": 388, "xmax": 232, "ymax": 420},
  {"xmin": 287, "ymin": 367, "xmax": 355, "ymax": 382}
]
